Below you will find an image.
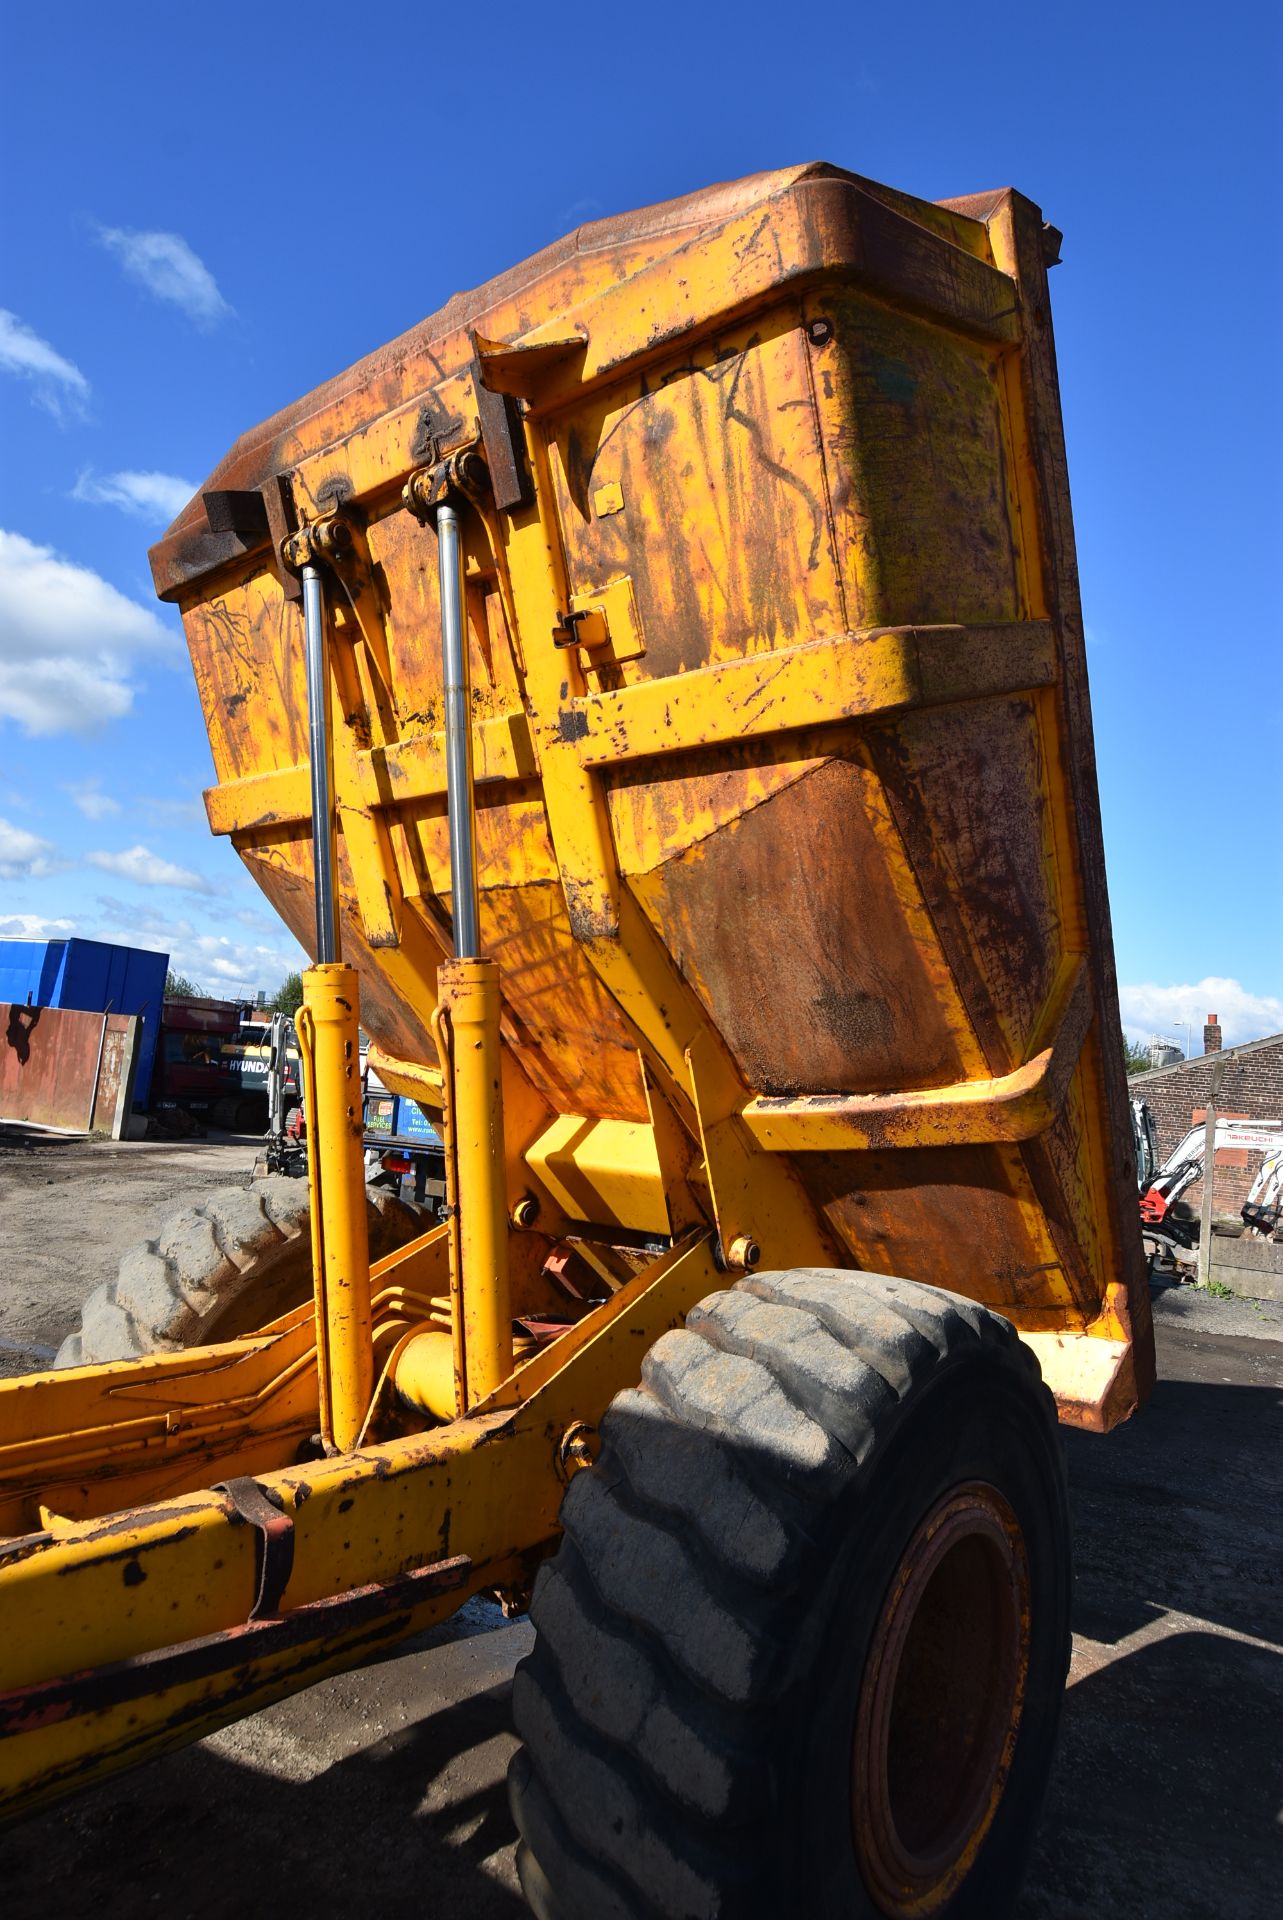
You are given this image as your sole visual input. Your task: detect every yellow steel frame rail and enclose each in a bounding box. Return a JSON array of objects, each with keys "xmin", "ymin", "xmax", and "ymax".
[
  {"xmin": 0, "ymin": 1232, "xmax": 722, "ymax": 1822},
  {"xmin": 741, "ymin": 961, "xmax": 1092, "ymax": 1153},
  {"xmin": 203, "ymin": 622, "xmax": 1054, "ymax": 837},
  {"xmin": 0, "ymin": 1231, "xmax": 452, "ymax": 1538}
]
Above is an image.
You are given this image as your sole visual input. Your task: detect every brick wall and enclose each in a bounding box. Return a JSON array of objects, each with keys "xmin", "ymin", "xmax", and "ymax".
[{"xmin": 1129, "ymin": 1032, "xmax": 1283, "ymax": 1214}]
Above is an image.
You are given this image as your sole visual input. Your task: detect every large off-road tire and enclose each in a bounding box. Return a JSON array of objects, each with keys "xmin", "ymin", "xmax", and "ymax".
[
  {"xmin": 509, "ymin": 1268, "xmax": 1070, "ymax": 1920},
  {"xmin": 55, "ymin": 1178, "xmax": 426, "ymax": 1367}
]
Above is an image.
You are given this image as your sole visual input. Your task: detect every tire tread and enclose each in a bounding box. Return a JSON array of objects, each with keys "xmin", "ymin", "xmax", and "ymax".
[
  {"xmin": 510, "ymin": 1268, "xmax": 1062, "ymax": 1920},
  {"xmin": 56, "ymin": 1177, "xmax": 423, "ymax": 1366}
]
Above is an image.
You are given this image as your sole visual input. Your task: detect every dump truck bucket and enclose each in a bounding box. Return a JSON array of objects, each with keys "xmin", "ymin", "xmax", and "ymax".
[{"xmin": 152, "ymin": 162, "xmax": 1151, "ymax": 1430}]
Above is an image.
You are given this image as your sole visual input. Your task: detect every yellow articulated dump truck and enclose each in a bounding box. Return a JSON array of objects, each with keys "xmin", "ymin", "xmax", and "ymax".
[{"xmin": 1, "ymin": 164, "xmax": 1152, "ymax": 1918}]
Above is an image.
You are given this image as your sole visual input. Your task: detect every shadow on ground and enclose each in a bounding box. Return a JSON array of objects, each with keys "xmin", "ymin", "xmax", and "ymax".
[
  {"xmin": 0, "ymin": 1603, "xmax": 532, "ymax": 1920},
  {"xmin": 1019, "ymin": 1333, "xmax": 1282, "ymax": 1919},
  {"xmin": 0, "ymin": 1320, "xmax": 1277, "ymax": 1918}
]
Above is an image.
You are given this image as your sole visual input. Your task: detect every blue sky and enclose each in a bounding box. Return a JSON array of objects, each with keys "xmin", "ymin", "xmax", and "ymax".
[{"xmin": 1, "ymin": 1, "xmax": 1279, "ymax": 1046}]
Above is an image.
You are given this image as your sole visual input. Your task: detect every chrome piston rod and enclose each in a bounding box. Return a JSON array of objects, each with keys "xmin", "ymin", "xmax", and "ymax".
[
  {"xmin": 391, "ymin": 492, "xmax": 511, "ymax": 1421},
  {"xmin": 436, "ymin": 503, "xmax": 481, "ymax": 960},
  {"xmin": 301, "ymin": 562, "xmax": 341, "ymax": 964}
]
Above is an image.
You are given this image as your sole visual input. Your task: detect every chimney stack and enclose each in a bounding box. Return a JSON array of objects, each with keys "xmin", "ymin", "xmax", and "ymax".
[{"xmin": 1203, "ymin": 1013, "xmax": 1222, "ymax": 1054}]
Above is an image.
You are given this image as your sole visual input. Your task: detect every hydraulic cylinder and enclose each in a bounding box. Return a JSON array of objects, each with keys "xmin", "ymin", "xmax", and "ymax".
[
  {"xmin": 298, "ymin": 968, "xmax": 372, "ymax": 1451},
  {"xmin": 438, "ymin": 955, "xmax": 512, "ymax": 1405}
]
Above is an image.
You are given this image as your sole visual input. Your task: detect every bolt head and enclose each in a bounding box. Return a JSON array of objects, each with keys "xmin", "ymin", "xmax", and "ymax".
[{"xmin": 557, "ymin": 1421, "xmax": 599, "ymax": 1482}]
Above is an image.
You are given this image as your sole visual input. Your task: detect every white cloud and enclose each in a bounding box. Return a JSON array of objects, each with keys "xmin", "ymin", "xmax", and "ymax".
[
  {"xmin": 95, "ymin": 896, "xmax": 179, "ymax": 938},
  {"xmin": 66, "ymin": 782, "xmax": 122, "ymax": 820},
  {"xmin": 96, "ymin": 225, "xmax": 231, "ymax": 327},
  {"xmin": 73, "ymin": 468, "xmax": 194, "ymax": 523},
  {"xmin": 0, "ymin": 913, "xmax": 76, "ymax": 939},
  {"xmin": 0, "ymin": 528, "xmax": 175, "ymax": 734},
  {"xmin": 95, "ymin": 897, "xmax": 305, "ymax": 1001},
  {"xmin": 0, "ymin": 817, "xmax": 58, "ymax": 880},
  {"xmin": 0, "ymin": 310, "xmax": 89, "ymax": 419},
  {"xmin": 86, "ymin": 843, "xmax": 215, "ymax": 894},
  {"xmin": 189, "ymin": 935, "xmax": 297, "ymax": 992},
  {"xmin": 1120, "ymin": 976, "xmax": 1283, "ymax": 1051}
]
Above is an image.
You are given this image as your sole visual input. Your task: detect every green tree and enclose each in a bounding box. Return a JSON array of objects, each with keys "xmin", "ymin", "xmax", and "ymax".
[
  {"xmin": 164, "ymin": 969, "xmax": 202, "ymax": 999},
  {"xmin": 269, "ymin": 971, "xmax": 305, "ymax": 1018},
  {"xmin": 1122, "ymin": 1032, "xmax": 1150, "ymax": 1076}
]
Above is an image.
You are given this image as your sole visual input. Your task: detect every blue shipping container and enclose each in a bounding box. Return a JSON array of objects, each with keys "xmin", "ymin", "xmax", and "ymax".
[
  {"xmin": 0, "ymin": 938, "xmax": 169, "ymax": 1107},
  {"xmin": 0, "ymin": 940, "xmax": 64, "ymax": 1010}
]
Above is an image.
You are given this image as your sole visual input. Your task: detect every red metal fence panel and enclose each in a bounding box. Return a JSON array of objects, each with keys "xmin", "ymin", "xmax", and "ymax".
[{"xmin": 0, "ymin": 1003, "xmax": 106, "ymax": 1133}]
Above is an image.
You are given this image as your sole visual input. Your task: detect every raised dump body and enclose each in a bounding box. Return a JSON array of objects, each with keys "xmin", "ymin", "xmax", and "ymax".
[
  {"xmin": 1, "ymin": 169, "xmax": 1153, "ymax": 1905},
  {"xmin": 153, "ymin": 162, "xmax": 1150, "ymax": 1428}
]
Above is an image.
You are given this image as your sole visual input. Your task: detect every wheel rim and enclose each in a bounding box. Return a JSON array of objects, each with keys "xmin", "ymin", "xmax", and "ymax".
[{"xmin": 852, "ymin": 1481, "xmax": 1031, "ymax": 1917}]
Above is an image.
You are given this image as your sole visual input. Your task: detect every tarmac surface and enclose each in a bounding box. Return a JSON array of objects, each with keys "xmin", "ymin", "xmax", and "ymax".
[{"xmin": 0, "ymin": 1133, "xmax": 1278, "ymax": 1917}]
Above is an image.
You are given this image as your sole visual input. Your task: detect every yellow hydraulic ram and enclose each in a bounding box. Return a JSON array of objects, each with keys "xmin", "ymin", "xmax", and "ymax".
[
  {"xmin": 296, "ymin": 964, "xmax": 371, "ymax": 1451},
  {"xmin": 396, "ymin": 495, "xmax": 512, "ymax": 1420},
  {"xmin": 293, "ymin": 493, "xmax": 516, "ymax": 1443},
  {"xmin": 294, "ymin": 550, "xmax": 374, "ymax": 1453}
]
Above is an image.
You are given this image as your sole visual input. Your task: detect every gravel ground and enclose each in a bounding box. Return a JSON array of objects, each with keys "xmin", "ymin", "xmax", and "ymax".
[
  {"xmin": 1020, "ymin": 1300, "xmax": 1282, "ymax": 1919},
  {"xmin": 1148, "ymin": 1274, "xmax": 1283, "ymax": 1339},
  {"xmin": 0, "ymin": 1133, "xmax": 1278, "ymax": 1917}
]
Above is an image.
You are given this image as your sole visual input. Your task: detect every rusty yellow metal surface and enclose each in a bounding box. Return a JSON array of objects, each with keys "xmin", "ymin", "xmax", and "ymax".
[
  {"xmin": 740, "ymin": 961, "xmax": 1091, "ymax": 1152},
  {"xmin": 0, "ymin": 164, "xmax": 1155, "ymax": 1817},
  {"xmin": 0, "ymin": 1233, "xmax": 723, "ymax": 1819},
  {"xmin": 0, "ymin": 1225, "xmax": 454, "ymax": 1540},
  {"xmin": 144, "ymin": 158, "xmax": 1148, "ymax": 1401},
  {"xmin": 0, "ymin": 1322, "xmax": 315, "ymax": 1536}
]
